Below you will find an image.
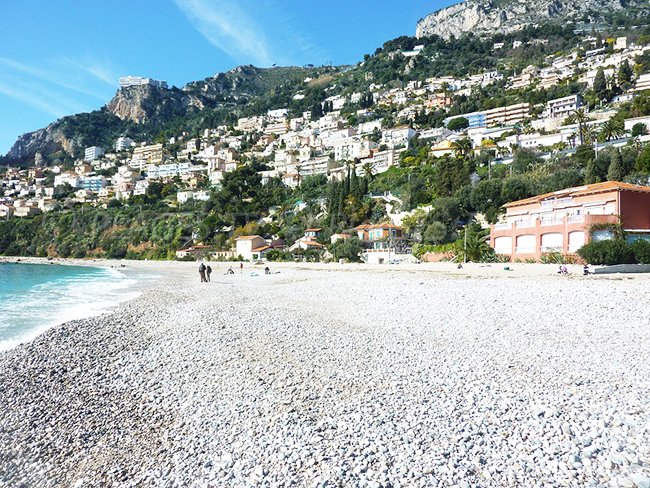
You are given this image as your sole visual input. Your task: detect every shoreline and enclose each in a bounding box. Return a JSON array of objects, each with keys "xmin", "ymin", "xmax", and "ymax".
[
  {"xmin": 4, "ymin": 255, "xmax": 650, "ymax": 280},
  {"xmin": 0, "ymin": 261, "xmax": 146, "ymax": 353},
  {"xmin": 1, "ymin": 264, "xmax": 649, "ymax": 486}
]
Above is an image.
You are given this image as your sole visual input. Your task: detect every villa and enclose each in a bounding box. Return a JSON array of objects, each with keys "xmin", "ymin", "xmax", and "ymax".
[
  {"xmin": 490, "ymin": 181, "xmax": 650, "ymax": 260},
  {"xmin": 354, "ymin": 223, "xmax": 406, "ymax": 264}
]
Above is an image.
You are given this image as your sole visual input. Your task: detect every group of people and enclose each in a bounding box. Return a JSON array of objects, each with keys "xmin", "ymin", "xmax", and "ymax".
[
  {"xmin": 198, "ymin": 263, "xmax": 212, "ymax": 282},
  {"xmin": 557, "ymin": 264, "xmax": 591, "ymax": 276},
  {"xmin": 198, "ymin": 262, "xmax": 249, "ymax": 282}
]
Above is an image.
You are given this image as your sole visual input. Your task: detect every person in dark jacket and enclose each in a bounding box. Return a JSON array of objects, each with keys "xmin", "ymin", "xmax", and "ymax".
[
  {"xmin": 199, "ymin": 263, "xmax": 207, "ymax": 283},
  {"xmin": 206, "ymin": 265, "xmax": 212, "ymax": 282}
]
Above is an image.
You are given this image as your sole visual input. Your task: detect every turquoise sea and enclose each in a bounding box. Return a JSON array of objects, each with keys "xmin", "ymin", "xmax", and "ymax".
[{"xmin": 0, "ymin": 263, "xmax": 138, "ymax": 351}]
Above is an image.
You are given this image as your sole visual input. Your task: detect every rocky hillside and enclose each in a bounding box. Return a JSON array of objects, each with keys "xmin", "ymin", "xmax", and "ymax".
[
  {"xmin": 416, "ymin": 0, "xmax": 641, "ymax": 39},
  {"xmin": 3, "ymin": 65, "xmax": 323, "ymax": 165}
]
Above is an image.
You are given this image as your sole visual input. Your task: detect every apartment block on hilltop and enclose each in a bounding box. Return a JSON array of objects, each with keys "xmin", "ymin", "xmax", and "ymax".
[
  {"xmin": 490, "ymin": 182, "xmax": 650, "ymax": 261},
  {"xmin": 119, "ymin": 76, "xmax": 168, "ymax": 89}
]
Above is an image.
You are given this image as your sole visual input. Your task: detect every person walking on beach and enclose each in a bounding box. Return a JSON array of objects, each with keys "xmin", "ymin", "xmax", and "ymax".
[
  {"xmin": 240, "ymin": 262, "xmax": 243, "ymax": 274},
  {"xmin": 199, "ymin": 262, "xmax": 207, "ymax": 283},
  {"xmin": 206, "ymin": 265, "xmax": 212, "ymax": 282}
]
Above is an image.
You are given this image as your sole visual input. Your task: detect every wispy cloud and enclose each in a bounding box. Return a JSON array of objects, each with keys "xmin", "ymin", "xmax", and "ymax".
[
  {"xmin": 0, "ymin": 57, "xmax": 109, "ymax": 100},
  {"xmin": 174, "ymin": 0, "xmax": 327, "ymax": 67},
  {"xmin": 0, "ymin": 76, "xmax": 85, "ymax": 118},
  {"xmin": 0, "ymin": 55, "xmax": 118, "ymax": 120},
  {"xmin": 62, "ymin": 57, "xmax": 118, "ymax": 85},
  {"xmin": 174, "ymin": 0, "xmax": 276, "ymax": 66}
]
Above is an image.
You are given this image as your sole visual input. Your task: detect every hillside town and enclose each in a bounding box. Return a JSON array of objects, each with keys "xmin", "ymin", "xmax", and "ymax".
[{"xmin": 2, "ymin": 34, "xmax": 650, "ymax": 263}]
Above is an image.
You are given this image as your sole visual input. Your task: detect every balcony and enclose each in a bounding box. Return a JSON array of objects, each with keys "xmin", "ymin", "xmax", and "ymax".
[
  {"xmin": 541, "ymin": 217, "xmax": 564, "ymax": 226},
  {"xmin": 515, "ymin": 219, "xmax": 536, "ymax": 228},
  {"xmin": 494, "ymin": 222, "xmax": 512, "ymax": 230},
  {"xmin": 567, "ymin": 215, "xmax": 584, "ymax": 224}
]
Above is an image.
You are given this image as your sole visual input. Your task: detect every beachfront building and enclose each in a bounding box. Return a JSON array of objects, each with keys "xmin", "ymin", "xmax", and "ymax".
[
  {"xmin": 288, "ymin": 229, "xmax": 325, "ymax": 252},
  {"xmin": 354, "ymin": 223, "xmax": 406, "ymax": 264},
  {"xmin": 235, "ymin": 235, "xmax": 268, "ymax": 261},
  {"xmin": 490, "ymin": 182, "xmax": 650, "ymax": 261}
]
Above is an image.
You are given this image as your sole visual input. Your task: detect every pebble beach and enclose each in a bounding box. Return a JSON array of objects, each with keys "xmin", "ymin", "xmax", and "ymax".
[{"xmin": 1, "ymin": 261, "xmax": 650, "ymax": 487}]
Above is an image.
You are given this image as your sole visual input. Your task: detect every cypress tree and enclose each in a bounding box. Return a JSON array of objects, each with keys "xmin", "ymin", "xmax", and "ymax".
[
  {"xmin": 593, "ymin": 68, "xmax": 608, "ymax": 101},
  {"xmin": 343, "ymin": 165, "xmax": 351, "ymax": 197},
  {"xmin": 607, "ymin": 150, "xmax": 624, "ymax": 182},
  {"xmin": 584, "ymin": 158, "xmax": 598, "ymax": 184},
  {"xmin": 337, "ymin": 185, "xmax": 346, "ymax": 226},
  {"xmin": 360, "ymin": 176, "xmax": 369, "ymax": 196},
  {"xmin": 618, "ymin": 60, "xmax": 633, "ymax": 85},
  {"xmin": 350, "ymin": 164, "xmax": 360, "ymax": 199},
  {"xmin": 329, "ymin": 183, "xmax": 340, "ymax": 227}
]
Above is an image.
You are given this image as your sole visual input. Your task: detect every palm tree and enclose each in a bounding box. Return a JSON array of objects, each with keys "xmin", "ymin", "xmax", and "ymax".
[
  {"xmin": 362, "ymin": 161, "xmax": 375, "ymax": 180},
  {"xmin": 451, "ymin": 137, "xmax": 473, "ymax": 160},
  {"xmin": 568, "ymin": 108, "xmax": 591, "ymax": 146},
  {"xmin": 295, "ymin": 164, "xmax": 303, "ymax": 187},
  {"xmin": 567, "ymin": 132, "xmax": 577, "ymax": 149},
  {"xmin": 582, "ymin": 124, "xmax": 598, "ymax": 146},
  {"xmin": 598, "ymin": 118, "xmax": 625, "ymax": 142}
]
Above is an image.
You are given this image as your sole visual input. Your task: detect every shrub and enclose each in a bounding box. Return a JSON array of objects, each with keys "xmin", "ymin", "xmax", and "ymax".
[
  {"xmin": 631, "ymin": 239, "xmax": 650, "ymax": 264},
  {"xmin": 328, "ymin": 236, "xmax": 363, "ymax": 262},
  {"xmin": 577, "ymin": 239, "xmax": 636, "ymax": 265},
  {"xmin": 266, "ymin": 249, "xmax": 293, "ymax": 262},
  {"xmin": 540, "ymin": 252, "xmax": 564, "ymax": 264}
]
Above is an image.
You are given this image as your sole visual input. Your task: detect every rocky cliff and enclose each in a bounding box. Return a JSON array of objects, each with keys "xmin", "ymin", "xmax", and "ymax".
[
  {"xmin": 3, "ymin": 65, "xmax": 320, "ymax": 164},
  {"xmin": 416, "ymin": 0, "xmax": 638, "ymax": 39},
  {"xmin": 4, "ymin": 124, "xmax": 74, "ymax": 163},
  {"xmin": 106, "ymin": 85, "xmax": 204, "ymax": 125}
]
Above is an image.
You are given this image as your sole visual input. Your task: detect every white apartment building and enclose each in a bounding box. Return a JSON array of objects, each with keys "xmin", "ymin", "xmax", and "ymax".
[
  {"xmin": 381, "ymin": 127, "xmax": 416, "ymax": 148},
  {"xmin": 547, "ymin": 95, "xmax": 583, "ymax": 119},
  {"xmin": 333, "ymin": 137, "xmax": 377, "ymax": 162},
  {"xmin": 53, "ymin": 172, "xmax": 81, "ymax": 188},
  {"xmin": 633, "ymin": 73, "xmax": 650, "ymax": 93},
  {"xmin": 84, "ymin": 146, "xmax": 105, "ymax": 161},
  {"xmin": 146, "ymin": 162, "xmax": 192, "ymax": 179},
  {"xmin": 115, "ymin": 137, "xmax": 134, "ymax": 152},
  {"xmin": 119, "ymin": 76, "xmax": 168, "ymax": 89},
  {"xmin": 264, "ymin": 121, "xmax": 289, "ymax": 136}
]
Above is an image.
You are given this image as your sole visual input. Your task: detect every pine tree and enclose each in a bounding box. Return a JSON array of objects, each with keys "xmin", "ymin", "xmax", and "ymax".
[
  {"xmin": 593, "ymin": 68, "xmax": 608, "ymax": 101},
  {"xmin": 607, "ymin": 150, "xmax": 624, "ymax": 182}
]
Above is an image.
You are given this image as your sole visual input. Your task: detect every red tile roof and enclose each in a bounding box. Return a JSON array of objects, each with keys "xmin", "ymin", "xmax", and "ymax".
[
  {"xmin": 504, "ymin": 181, "xmax": 650, "ymax": 208},
  {"xmin": 354, "ymin": 223, "xmax": 402, "ymax": 230}
]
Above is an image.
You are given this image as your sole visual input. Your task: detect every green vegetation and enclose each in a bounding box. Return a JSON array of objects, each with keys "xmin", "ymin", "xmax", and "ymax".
[{"xmin": 0, "ymin": 204, "xmax": 194, "ymax": 259}]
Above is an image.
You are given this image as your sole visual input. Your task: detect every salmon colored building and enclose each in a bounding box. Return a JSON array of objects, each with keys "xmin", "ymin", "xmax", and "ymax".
[{"xmin": 490, "ymin": 181, "xmax": 650, "ymax": 261}]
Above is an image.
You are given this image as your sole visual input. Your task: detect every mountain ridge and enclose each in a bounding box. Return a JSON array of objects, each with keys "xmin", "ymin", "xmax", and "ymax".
[{"xmin": 416, "ymin": 0, "xmax": 644, "ymax": 39}]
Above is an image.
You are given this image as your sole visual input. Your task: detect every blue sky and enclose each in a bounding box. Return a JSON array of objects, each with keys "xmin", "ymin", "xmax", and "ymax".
[{"xmin": 0, "ymin": 0, "xmax": 454, "ymax": 155}]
